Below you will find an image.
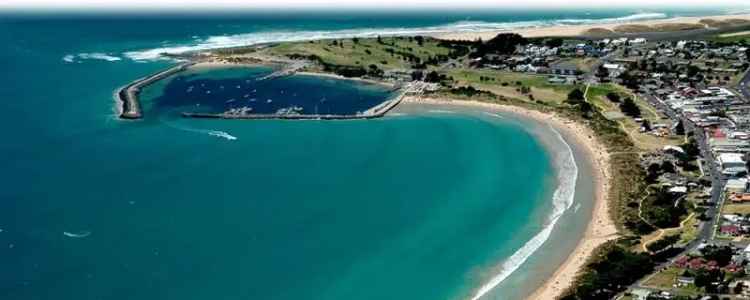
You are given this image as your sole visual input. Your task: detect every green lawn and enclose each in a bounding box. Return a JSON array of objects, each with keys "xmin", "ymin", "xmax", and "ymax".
[
  {"xmin": 722, "ymin": 203, "xmax": 750, "ymax": 215},
  {"xmin": 444, "ymin": 68, "xmax": 582, "ymax": 103},
  {"xmin": 259, "ymin": 37, "xmax": 454, "ymax": 71},
  {"xmin": 710, "ymin": 31, "xmax": 750, "ymax": 43}
]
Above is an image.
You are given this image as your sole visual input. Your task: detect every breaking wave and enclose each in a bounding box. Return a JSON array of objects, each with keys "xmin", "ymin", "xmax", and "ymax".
[
  {"xmin": 63, "ymin": 53, "xmax": 122, "ymax": 63},
  {"xmin": 470, "ymin": 125, "xmax": 579, "ymax": 300},
  {"xmin": 63, "ymin": 231, "xmax": 91, "ymax": 238},
  {"xmin": 123, "ymin": 12, "xmax": 668, "ymax": 61}
]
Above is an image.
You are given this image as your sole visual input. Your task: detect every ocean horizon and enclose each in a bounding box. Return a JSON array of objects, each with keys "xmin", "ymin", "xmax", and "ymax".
[{"xmin": 0, "ymin": 8, "xmax": 729, "ymax": 299}]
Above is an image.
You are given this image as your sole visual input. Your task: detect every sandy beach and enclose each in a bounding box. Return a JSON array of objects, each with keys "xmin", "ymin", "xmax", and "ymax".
[
  {"xmin": 433, "ymin": 13, "xmax": 750, "ymax": 39},
  {"xmin": 401, "ymin": 96, "xmax": 619, "ymax": 300}
]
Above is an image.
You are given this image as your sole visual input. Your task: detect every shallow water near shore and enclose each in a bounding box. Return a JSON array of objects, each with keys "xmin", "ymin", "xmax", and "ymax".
[{"xmin": 0, "ymin": 9, "xmax": 708, "ymax": 299}]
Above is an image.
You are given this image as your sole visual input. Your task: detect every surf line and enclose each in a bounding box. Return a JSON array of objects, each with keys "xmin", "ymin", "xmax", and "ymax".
[
  {"xmin": 63, "ymin": 231, "xmax": 91, "ymax": 238},
  {"xmin": 470, "ymin": 124, "xmax": 579, "ymax": 300}
]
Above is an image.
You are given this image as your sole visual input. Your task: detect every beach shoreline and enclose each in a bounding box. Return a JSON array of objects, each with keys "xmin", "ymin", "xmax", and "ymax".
[
  {"xmin": 400, "ymin": 96, "xmax": 618, "ymax": 300},
  {"xmin": 432, "ymin": 13, "xmax": 750, "ymax": 39}
]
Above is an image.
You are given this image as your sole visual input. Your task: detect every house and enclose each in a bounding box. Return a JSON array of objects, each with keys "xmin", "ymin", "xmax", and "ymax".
[
  {"xmin": 629, "ymin": 288, "xmax": 652, "ymax": 300},
  {"xmin": 721, "ymin": 225, "xmax": 742, "ymax": 236},
  {"xmin": 677, "ymin": 276, "xmax": 695, "ymax": 286},
  {"xmin": 549, "ymin": 62, "xmax": 580, "ymax": 76},
  {"xmin": 718, "ymin": 153, "xmax": 747, "ymax": 175},
  {"xmin": 547, "ymin": 76, "xmax": 567, "ymax": 84},
  {"xmin": 725, "ymin": 178, "xmax": 748, "ymax": 193},
  {"xmin": 669, "ymin": 186, "xmax": 688, "ymax": 194},
  {"xmin": 603, "ymin": 63, "xmax": 625, "ymax": 77},
  {"xmin": 729, "ymin": 193, "xmax": 750, "ymax": 203},
  {"xmin": 663, "ymin": 145, "xmax": 685, "ymax": 155}
]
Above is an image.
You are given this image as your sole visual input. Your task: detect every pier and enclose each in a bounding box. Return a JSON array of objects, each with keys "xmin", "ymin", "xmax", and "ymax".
[
  {"xmin": 256, "ymin": 60, "xmax": 308, "ymax": 81},
  {"xmin": 116, "ymin": 62, "xmax": 195, "ymax": 119}
]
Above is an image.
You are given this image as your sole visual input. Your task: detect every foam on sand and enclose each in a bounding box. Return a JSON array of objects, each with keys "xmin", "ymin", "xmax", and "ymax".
[
  {"xmin": 63, "ymin": 231, "xmax": 91, "ymax": 238},
  {"xmin": 122, "ymin": 12, "xmax": 668, "ymax": 61},
  {"xmin": 470, "ymin": 125, "xmax": 578, "ymax": 300}
]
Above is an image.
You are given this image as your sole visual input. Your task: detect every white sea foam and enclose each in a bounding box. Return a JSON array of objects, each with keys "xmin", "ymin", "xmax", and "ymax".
[
  {"xmin": 482, "ymin": 112, "xmax": 505, "ymax": 119},
  {"xmin": 123, "ymin": 12, "xmax": 668, "ymax": 61},
  {"xmin": 64, "ymin": 53, "xmax": 122, "ymax": 63},
  {"xmin": 63, "ymin": 231, "xmax": 91, "ymax": 238},
  {"xmin": 427, "ymin": 109, "xmax": 455, "ymax": 114},
  {"xmin": 470, "ymin": 125, "xmax": 578, "ymax": 300}
]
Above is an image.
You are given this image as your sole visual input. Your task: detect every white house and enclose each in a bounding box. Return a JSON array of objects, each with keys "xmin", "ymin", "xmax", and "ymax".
[{"xmin": 719, "ymin": 153, "xmax": 748, "ymax": 175}]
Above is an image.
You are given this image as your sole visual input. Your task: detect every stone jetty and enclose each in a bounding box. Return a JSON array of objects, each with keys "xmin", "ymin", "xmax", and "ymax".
[{"xmin": 116, "ymin": 62, "xmax": 195, "ymax": 119}]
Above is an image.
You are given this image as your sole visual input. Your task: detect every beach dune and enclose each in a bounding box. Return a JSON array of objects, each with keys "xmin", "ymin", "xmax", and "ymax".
[{"xmin": 433, "ymin": 14, "xmax": 750, "ymax": 40}]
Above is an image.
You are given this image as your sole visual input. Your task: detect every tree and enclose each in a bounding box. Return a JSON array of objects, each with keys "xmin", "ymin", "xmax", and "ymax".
[
  {"xmin": 423, "ymin": 71, "xmax": 442, "ymax": 83},
  {"xmin": 687, "ymin": 65, "xmax": 701, "ymax": 77},
  {"xmin": 414, "ymin": 36, "xmax": 424, "ymax": 46},
  {"xmin": 567, "ymin": 88, "xmax": 585, "ymax": 104},
  {"xmin": 471, "ymin": 33, "xmax": 528, "ymax": 57},
  {"xmin": 545, "ymin": 38, "xmax": 564, "ymax": 48},
  {"xmin": 606, "ymin": 92, "xmax": 621, "ymax": 103},
  {"xmin": 642, "ymin": 119, "xmax": 652, "ymax": 132},
  {"xmin": 579, "ymin": 101, "xmax": 593, "ymax": 115},
  {"xmin": 646, "ymin": 163, "xmax": 662, "ymax": 183},
  {"xmin": 410, "ymin": 70, "xmax": 424, "ymax": 81},
  {"xmin": 596, "ymin": 65, "xmax": 610, "ymax": 80},
  {"xmin": 660, "ymin": 161, "xmax": 676, "ymax": 174},
  {"xmin": 674, "ymin": 120, "xmax": 685, "ymax": 135},
  {"xmin": 352, "ymin": 37, "xmax": 359, "ymax": 44},
  {"xmin": 619, "ymin": 98, "xmax": 641, "ymax": 118},
  {"xmin": 701, "ymin": 245, "xmax": 734, "ymax": 267}
]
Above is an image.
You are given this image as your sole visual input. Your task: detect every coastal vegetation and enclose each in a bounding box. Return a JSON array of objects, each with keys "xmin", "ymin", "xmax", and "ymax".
[
  {"xmin": 560, "ymin": 240, "xmax": 655, "ymax": 300},
  {"xmin": 209, "ymin": 29, "xmax": 719, "ymax": 299},
  {"xmin": 255, "ymin": 36, "xmax": 469, "ymax": 76}
]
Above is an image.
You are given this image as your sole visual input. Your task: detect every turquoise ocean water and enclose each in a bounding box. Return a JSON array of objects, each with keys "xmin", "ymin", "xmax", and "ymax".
[{"xmin": 0, "ymin": 8, "xmax": 738, "ymax": 299}]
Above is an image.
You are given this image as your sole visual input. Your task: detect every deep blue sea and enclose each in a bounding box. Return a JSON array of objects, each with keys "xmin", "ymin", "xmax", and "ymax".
[{"xmin": 0, "ymin": 7, "xmax": 736, "ymax": 300}]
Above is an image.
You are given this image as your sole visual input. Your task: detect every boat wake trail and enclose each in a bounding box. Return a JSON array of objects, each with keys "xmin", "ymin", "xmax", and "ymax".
[
  {"xmin": 161, "ymin": 118, "xmax": 238, "ymax": 141},
  {"xmin": 470, "ymin": 125, "xmax": 578, "ymax": 300},
  {"xmin": 205, "ymin": 130, "xmax": 238, "ymax": 140},
  {"xmin": 63, "ymin": 231, "xmax": 91, "ymax": 238}
]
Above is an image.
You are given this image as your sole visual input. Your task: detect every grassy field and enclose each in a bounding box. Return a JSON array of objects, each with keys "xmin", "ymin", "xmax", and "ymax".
[
  {"xmin": 258, "ymin": 36, "xmax": 454, "ymax": 71},
  {"xmin": 722, "ymin": 203, "xmax": 750, "ymax": 215},
  {"xmin": 586, "ymin": 83, "xmax": 682, "ymax": 151},
  {"xmin": 641, "ymin": 268, "xmax": 702, "ymax": 297},
  {"xmin": 711, "ymin": 31, "xmax": 750, "ymax": 43},
  {"xmin": 613, "ymin": 23, "xmax": 705, "ymax": 34},
  {"xmin": 679, "ymin": 214, "xmax": 700, "ymax": 244},
  {"xmin": 444, "ymin": 68, "xmax": 581, "ymax": 104},
  {"xmin": 642, "ymin": 267, "xmax": 681, "ymax": 288}
]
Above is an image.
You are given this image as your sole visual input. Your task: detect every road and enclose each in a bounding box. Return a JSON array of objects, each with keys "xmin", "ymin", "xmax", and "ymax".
[
  {"xmin": 736, "ymin": 66, "xmax": 750, "ymax": 100},
  {"xmin": 625, "ymin": 92, "xmax": 728, "ymax": 292}
]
